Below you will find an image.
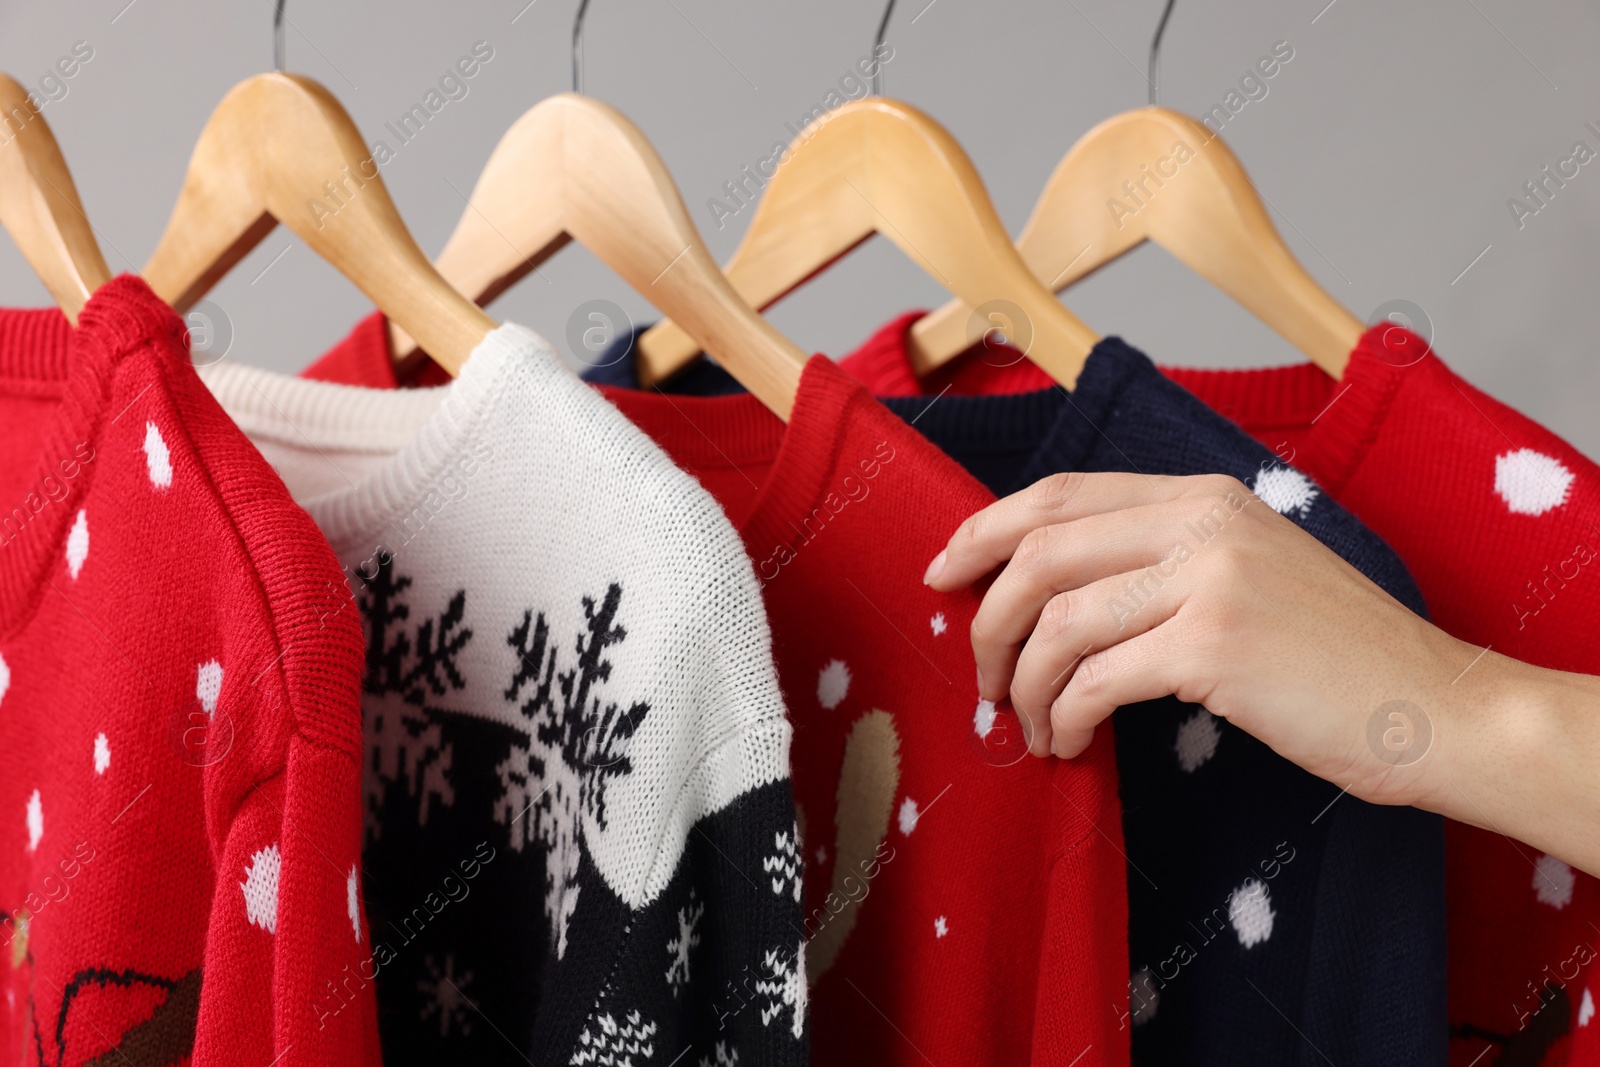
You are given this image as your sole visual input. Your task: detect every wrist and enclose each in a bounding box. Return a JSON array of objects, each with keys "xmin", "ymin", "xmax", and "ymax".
[{"xmin": 1417, "ymin": 645, "xmax": 1600, "ymax": 874}]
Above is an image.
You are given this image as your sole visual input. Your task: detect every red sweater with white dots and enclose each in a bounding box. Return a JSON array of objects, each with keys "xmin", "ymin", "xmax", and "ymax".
[
  {"xmin": 0, "ymin": 277, "xmax": 377, "ymax": 1067},
  {"xmin": 853, "ymin": 314, "xmax": 1600, "ymax": 1067},
  {"xmin": 596, "ymin": 356, "xmax": 1131, "ymax": 1065}
]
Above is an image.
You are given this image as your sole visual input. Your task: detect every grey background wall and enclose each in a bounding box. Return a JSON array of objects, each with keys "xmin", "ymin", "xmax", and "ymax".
[{"xmin": 4, "ymin": 0, "xmax": 1599, "ymax": 459}]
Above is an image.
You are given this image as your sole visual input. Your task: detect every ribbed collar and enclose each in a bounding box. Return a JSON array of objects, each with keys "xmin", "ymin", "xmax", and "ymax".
[
  {"xmin": 0, "ymin": 275, "xmax": 188, "ymax": 634},
  {"xmin": 595, "ymin": 354, "xmax": 867, "ymax": 551},
  {"xmin": 200, "ymin": 323, "xmax": 535, "ymax": 553},
  {"xmin": 874, "ymin": 337, "xmax": 1152, "ymax": 495},
  {"xmin": 1161, "ymin": 324, "xmax": 1422, "ymax": 496}
]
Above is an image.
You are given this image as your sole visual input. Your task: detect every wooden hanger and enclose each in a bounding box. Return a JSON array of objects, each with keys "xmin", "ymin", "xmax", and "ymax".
[
  {"xmin": 142, "ymin": 72, "xmax": 494, "ymax": 375},
  {"xmin": 911, "ymin": 106, "xmax": 1361, "ymax": 376},
  {"xmin": 636, "ymin": 95, "xmax": 1100, "ymax": 390},
  {"xmin": 406, "ymin": 91, "xmax": 808, "ymax": 419},
  {"xmin": 0, "ymin": 72, "xmax": 111, "ymax": 322}
]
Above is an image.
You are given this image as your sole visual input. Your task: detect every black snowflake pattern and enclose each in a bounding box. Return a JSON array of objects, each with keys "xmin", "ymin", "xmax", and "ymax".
[
  {"xmin": 358, "ymin": 554, "xmax": 473, "ymax": 836},
  {"xmin": 495, "ymin": 583, "xmax": 649, "ymax": 958}
]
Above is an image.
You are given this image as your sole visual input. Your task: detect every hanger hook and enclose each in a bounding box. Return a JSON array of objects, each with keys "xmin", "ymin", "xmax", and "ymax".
[
  {"xmin": 273, "ymin": 0, "xmax": 286, "ymax": 72},
  {"xmin": 573, "ymin": 0, "xmax": 592, "ymax": 93},
  {"xmin": 871, "ymin": 0, "xmax": 897, "ymax": 96},
  {"xmin": 1148, "ymin": 0, "xmax": 1177, "ymax": 106}
]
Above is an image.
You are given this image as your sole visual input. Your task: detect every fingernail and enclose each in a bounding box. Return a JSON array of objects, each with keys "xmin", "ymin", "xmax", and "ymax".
[{"xmin": 923, "ymin": 549, "xmax": 946, "ymax": 585}]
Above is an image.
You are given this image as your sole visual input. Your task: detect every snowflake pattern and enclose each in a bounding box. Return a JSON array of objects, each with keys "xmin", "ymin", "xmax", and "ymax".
[
  {"xmin": 763, "ymin": 824, "xmax": 802, "ymax": 901},
  {"xmin": 755, "ymin": 942, "xmax": 807, "ymax": 1041},
  {"xmin": 496, "ymin": 584, "xmax": 649, "ymax": 959},
  {"xmin": 929, "ymin": 612, "xmax": 947, "ymax": 636},
  {"xmin": 665, "ymin": 891, "xmax": 703, "ymax": 995},
  {"xmin": 698, "ymin": 1043, "xmax": 739, "ymax": 1067},
  {"xmin": 359, "ymin": 557, "xmax": 467, "ymax": 837},
  {"xmin": 571, "ymin": 1003, "xmax": 658, "ymax": 1065},
  {"xmin": 417, "ymin": 954, "xmax": 474, "ymax": 1038}
]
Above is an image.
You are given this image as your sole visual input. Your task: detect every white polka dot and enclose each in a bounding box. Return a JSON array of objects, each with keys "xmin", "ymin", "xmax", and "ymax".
[
  {"xmin": 93, "ymin": 733, "xmax": 110, "ymax": 775},
  {"xmin": 1534, "ymin": 853, "xmax": 1575, "ymax": 909},
  {"xmin": 1581, "ymin": 988, "xmax": 1595, "ymax": 1027},
  {"xmin": 347, "ymin": 865, "xmax": 361, "ymax": 942},
  {"xmin": 898, "ymin": 797, "xmax": 920, "ymax": 836},
  {"xmin": 24, "ymin": 790, "xmax": 41, "ymax": 852},
  {"xmin": 1174, "ymin": 709, "xmax": 1222, "ymax": 773},
  {"xmin": 1495, "ymin": 449, "xmax": 1574, "ymax": 516},
  {"xmin": 929, "ymin": 613, "xmax": 947, "ymax": 636},
  {"xmin": 973, "ymin": 699, "xmax": 997, "ymax": 740},
  {"xmin": 65, "ymin": 510, "xmax": 88, "ymax": 580},
  {"xmin": 933, "ymin": 916, "xmax": 948, "ymax": 938},
  {"xmin": 143, "ymin": 422, "xmax": 172, "ymax": 489},
  {"xmin": 1229, "ymin": 878, "xmax": 1275, "ymax": 948},
  {"xmin": 242, "ymin": 843, "xmax": 282, "ymax": 934},
  {"xmin": 0, "ymin": 653, "xmax": 9, "ymax": 708},
  {"xmin": 816, "ymin": 660, "xmax": 850, "ymax": 709},
  {"xmin": 196, "ymin": 661, "xmax": 224, "ymax": 716},
  {"xmin": 814, "ymin": 846, "xmax": 827, "ymax": 865},
  {"xmin": 1130, "ymin": 966, "xmax": 1159, "ymax": 1026},
  {"xmin": 1252, "ymin": 466, "xmax": 1320, "ymax": 518}
]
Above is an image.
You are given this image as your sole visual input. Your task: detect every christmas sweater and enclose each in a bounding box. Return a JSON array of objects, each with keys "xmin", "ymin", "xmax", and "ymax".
[
  {"xmin": 304, "ymin": 315, "xmax": 1135, "ymax": 1065},
  {"xmin": 585, "ymin": 323, "xmax": 1445, "ymax": 1066},
  {"xmin": 1159, "ymin": 327, "xmax": 1600, "ymax": 1067},
  {"xmin": 836, "ymin": 319, "xmax": 1446, "ymax": 1066},
  {"xmin": 202, "ymin": 322, "xmax": 804, "ymax": 1066},
  {"xmin": 0, "ymin": 275, "xmax": 378, "ymax": 1066}
]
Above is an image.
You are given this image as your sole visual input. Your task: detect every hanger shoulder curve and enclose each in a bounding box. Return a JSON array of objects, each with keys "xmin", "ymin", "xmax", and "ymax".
[
  {"xmin": 142, "ymin": 72, "xmax": 493, "ymax": 374},
  {"xmin": 0, "ymin": 72, "xmax": 111, "ymax": 322},
  {"xmin": 914, "ymin": 106, "xmax": 1361, "ymax": 376},
  {"xmin": 637, "ymin": 97, "xmax": 1099, "ymax": 390},
  {"xmin": 420, "ymin": 91, "xmax": 805, "ymax": 417}
]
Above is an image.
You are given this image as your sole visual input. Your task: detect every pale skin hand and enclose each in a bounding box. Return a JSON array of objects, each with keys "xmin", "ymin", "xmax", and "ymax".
[{"xmin": 924, "ymin": 471, "xmax": 1600, "ymax": 879}]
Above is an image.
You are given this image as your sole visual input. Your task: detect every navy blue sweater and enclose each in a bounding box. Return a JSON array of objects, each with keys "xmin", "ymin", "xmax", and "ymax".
[{"xmin": 588, "ymin": 329, "xmax": 1447, "ymax": 1067}]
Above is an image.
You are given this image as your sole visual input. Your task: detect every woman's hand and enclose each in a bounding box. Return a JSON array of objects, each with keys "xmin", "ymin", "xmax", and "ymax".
[{"xmin": 923, "ymin": 472, "xmax": 1589, "ymax": 827}]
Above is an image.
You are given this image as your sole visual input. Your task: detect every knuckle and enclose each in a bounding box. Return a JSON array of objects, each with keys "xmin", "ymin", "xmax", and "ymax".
[
  {"xmin": 1028, "ymin": 471, "xmax": 1084, "ymax": 513},
  {"xmin": 1014, "ymin": 525, "xmax": 1060, "ymax": 573},
  {"xmin": 1035, "ymin": 591, "xmax": 1077, "ymax": 644},
  {"xmin": 1073, "ymin": 650, "xmax": 1110, "ymax": 699}
]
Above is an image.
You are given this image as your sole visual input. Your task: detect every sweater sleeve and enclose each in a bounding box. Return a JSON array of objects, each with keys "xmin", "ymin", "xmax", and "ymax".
[{"xmin": 191, "ymin": 741, "xmax": 377, "ymax": 1067}]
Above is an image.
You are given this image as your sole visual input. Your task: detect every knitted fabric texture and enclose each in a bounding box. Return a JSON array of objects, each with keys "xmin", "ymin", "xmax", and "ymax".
[
  {"xmin": 207, "ymin": 323, "xmax": 804, "ymax": 1067},
  {"xmin": 581, "ymin": 321, "xmax": 1445, "ymax": 1066},
  {"xmin": 836, "ymin": 319, "xmax": 1445, "ymax": 1067},
  {"xmin": 0, "ymin": 275, "xmax": 377, "ymax": 1067},
  {"xmin": 590, "ymin": 357, "xmax": 1132, "ymax": 1066},
  {"xmin": 1161, "ymin": 326, "xmax": 1600, "ymax": 1067}
]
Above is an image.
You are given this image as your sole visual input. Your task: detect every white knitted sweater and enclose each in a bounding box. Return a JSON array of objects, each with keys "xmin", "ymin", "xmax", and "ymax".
[{"xmin": 199, "ymin": 324, "xmax": 805, "ymax": 1066}]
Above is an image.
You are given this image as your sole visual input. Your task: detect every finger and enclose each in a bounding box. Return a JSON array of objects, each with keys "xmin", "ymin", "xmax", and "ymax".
[
  {"xmin": 970, "ymin": 503, "xmax": 1202, "ymax": 701},
  {"xmin": 927, "ymin": 472, "xmax": 1198, "ymax": 590},
  {"xmin": 1049, "ymin": 626, "xmax": 1189, "ymax": 759},
  {"xmin": 1008, "ymin": 566, "xmax": 1189, "ymax": 752}
]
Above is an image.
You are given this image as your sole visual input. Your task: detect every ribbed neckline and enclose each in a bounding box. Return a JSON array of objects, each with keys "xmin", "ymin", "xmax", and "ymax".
[
  {"xmin": 1160, "ymin": 324, "xmax": 1424, "ymax": 496},
  {"xmin": 200, "ymin": 322, "xmax": 533, "ymax": 553},
  {"xmin": 872, "ymin": 335, "xmax": 1150, "ymax": 493},
  {"xmin": 597, "ymin": 355, "xmax": 863, "ymax": 549},
  {"xmin": 0, "ymin": 275, "xmax": 188, "ymax": 634}
]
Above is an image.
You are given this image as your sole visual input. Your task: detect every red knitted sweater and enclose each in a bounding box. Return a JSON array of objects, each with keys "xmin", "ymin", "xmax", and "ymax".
[
  {"xmin": 0, "ymin": 277, "xmax": 377, "ymax": 1067},
  {"xmin": 849, "ymin": 311, "xmax": 1600, "ymax": 1067}
]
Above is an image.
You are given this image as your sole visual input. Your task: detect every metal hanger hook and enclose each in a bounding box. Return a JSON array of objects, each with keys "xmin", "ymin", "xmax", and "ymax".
[
  {"xmin": 273, "ymin": 0, "xmax": 286, "ymax": 72},
  {"xmin": 871, "ymin": 0, "xmax": 897, "ymax": 96},
  {"xmin": 1148, "ymin": 0, "xmax": 1177, "ymax": 106},
  {"xmin": 573, "ymin": 0, "xmax": 592, "ymax": 93}
]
